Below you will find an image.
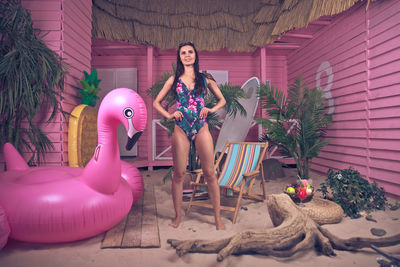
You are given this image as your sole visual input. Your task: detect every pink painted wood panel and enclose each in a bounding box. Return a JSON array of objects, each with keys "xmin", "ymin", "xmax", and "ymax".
[{"xmin": 287, "ymin": 0, "xmax": 400, "ymax": 197}]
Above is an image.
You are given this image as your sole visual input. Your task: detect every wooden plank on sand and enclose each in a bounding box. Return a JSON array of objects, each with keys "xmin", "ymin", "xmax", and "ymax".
[
  {"xmin": 140, "ymin": 183, "xmax": 160, "ymax": 248},
  {"xmin": 101, "ymin": 215, "xmax": 128, "ymax": 248},
  {"xmin": 121, "ymin": 195, "xmax": 143, "ymax": 247},
  {"xmin": 101, "ymin": 180, "xmax": 160, "ymax": 248}
]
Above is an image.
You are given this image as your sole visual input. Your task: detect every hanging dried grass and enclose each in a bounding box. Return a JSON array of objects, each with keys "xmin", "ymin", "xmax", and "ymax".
[{"xmin": 92, "ymin": 0, "xmax": 377, "ymax": 51}]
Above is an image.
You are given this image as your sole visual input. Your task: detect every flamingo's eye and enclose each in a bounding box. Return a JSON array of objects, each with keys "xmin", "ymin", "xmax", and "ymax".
[{"xmin": 123, "ymin": 108, "xmax": 134, "ymax": 118}]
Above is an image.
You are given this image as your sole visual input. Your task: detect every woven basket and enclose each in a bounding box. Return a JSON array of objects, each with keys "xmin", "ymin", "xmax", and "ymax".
[{"xmin": 298, "ymin": 198, "xmax": 344, "ymax": 225}]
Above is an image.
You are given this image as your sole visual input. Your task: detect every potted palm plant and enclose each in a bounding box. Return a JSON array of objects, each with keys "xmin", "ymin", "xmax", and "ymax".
[
  {"xmin": 256, "ymin": 77, "xmax": 332, "ymax": 180},
  {"xmin": 0, "ymin": 1, "xmax": 67, "ymax": 165}
]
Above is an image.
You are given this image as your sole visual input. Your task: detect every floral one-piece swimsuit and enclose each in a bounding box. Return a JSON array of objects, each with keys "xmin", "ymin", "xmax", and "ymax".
[{"xmin": 175, "ymin": 77, "xmax": 206, "ymax": 141}]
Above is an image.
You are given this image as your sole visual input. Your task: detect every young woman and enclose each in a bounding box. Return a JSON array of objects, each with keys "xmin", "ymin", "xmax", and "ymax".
[{"xmin": 153, "ymin": 42, "xmax": 226, "ymax": 230}]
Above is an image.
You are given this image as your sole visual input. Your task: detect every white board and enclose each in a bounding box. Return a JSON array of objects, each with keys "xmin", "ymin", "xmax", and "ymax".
[{"xmin": 214, "ymin": 77, "xmax": 260, "ymax": 155}]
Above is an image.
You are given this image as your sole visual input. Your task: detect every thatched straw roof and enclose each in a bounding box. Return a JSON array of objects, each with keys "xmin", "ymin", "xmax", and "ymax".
[{"xmin": 92, "ymin": 0, "xmax": 375, "ymax": 52}]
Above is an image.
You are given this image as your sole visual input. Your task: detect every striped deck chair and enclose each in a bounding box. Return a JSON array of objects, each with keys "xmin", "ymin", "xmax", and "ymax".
[{"xmin": 186, "ymin": 141, "xmax": 268, "ymax": 224}]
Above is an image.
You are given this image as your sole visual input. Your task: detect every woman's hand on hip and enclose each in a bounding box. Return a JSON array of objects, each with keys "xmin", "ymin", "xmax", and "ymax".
[
  {"xmin": 171, "ymin": 111, "xmax": 183, "ymax": 121},
  {"xmin": 200, "ymin": 107, "xmax": 212, "ymax": 119}
]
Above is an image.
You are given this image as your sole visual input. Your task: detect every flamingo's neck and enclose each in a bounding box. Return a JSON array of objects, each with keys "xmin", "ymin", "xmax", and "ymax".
[{"xmin": 81, "ymin": 116, "xmax": 122, "ymax": 194}]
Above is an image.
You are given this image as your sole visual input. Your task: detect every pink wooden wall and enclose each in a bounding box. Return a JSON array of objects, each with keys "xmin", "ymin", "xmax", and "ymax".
[
  {"xmin": 287, "ymin": 0, "xmax": 400, "ymax": 198},
  {"xmin": 61, "ymin": 0, "xmax": 93, "ymax": 166}
]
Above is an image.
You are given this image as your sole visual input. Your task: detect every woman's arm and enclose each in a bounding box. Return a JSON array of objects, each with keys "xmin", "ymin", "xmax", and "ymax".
[
  {"xmin": 153, "ymin": 76, "xmax": 183, "ymax": 121},
  {"xmin": 199, "ymin": 78, "xmax": 226, "ymax": 119}
]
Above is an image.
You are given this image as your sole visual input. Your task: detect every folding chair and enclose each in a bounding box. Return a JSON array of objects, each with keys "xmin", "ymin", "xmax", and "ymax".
[{"xmin": 186, "ymin": 141, "xmax": 268, "ymax": 224}]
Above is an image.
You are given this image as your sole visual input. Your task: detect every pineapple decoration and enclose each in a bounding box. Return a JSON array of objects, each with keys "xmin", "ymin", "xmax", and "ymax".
[
  {"xmin": 68, "ymin": 69, "xmax": 101, "ymax": 167},
  {"xmin": 79, "ymin": 68, "xmax": 101, "ymax": 107}
]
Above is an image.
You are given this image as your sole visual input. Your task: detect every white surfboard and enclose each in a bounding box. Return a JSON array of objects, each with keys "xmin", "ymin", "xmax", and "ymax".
[{"xmin": 214, "ymin": 77, "xmax": 260, "ymax": 155}]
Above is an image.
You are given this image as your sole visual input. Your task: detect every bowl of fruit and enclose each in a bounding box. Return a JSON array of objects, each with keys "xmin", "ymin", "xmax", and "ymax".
[{"xmin": 284, "ymin": 179, "xmax": 314, "ymax": 203}]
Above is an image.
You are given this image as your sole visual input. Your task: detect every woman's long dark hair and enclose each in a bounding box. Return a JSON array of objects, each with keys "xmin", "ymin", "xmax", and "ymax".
[{"xmin": 171, "ymin": 42, "xmax": 206, "ymax": 96}]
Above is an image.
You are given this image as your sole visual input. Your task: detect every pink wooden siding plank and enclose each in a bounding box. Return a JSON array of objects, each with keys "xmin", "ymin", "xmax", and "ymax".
[
  {"xmin": 325, "ymin": 129, "xmax": 367, "ymax": 138},
  {"xmin": 31, "ymin": 20, "xmax": 61, "ymax": 31},
  {"xmin": 326, "ymin": 137, "xmax": 367, "ymax": 148},
  {"xmin": 369, "ymin": 140, "xmax": 400, "ymax": 151},
  {"xmin": 329, "ymin": 120, "xmax": 367, "ymax": 129},
  {"xmin": 318, "ymin": 151, "xmax": 367, "ymax": 165},
  {"xmin": 22, "ymin": 1, "xmax": 61, "ymax": 10},
  {"xmin": 369, "ymin": 48, "xmax": 400, "ymax": 70},
  {"xmin": 370, "ymin": 149, "xmax": 400, "ymax": 161},
  {"xmin": 370, "ymin": 169, "xmax": 400, "ymax": 186},
  {"xmin": 370, "ymin": 131, "xmax": 400, "ymax": 142},
  {"xmin": 369, "ymin": 35, "xmax": 400, "ymax": 59},
  {"xmin": 331, "ymin": 111, "xmax": 366, "ymax": 122},
  {"xmin": 312, "ymin": 158, "xmax": 367, "ymax": 175},
  {"xmin": 29, "ymin": 11, "xmax": 61, "ymax": 21},
  {"xmin": 63, "ymin": 40, "xmax": 91, "ymax": 66},
  {"xmin": 369, "ymin": 159, "xmax": 399, "ymax": 173},
  {"xmin": 370, "ymin": 117, "xmax": 400, "ymax": 129},
  {"xmin": 369, "ymin": 21, "xmax": 400, "ymax": 50},
  {"xmin": 63, "ymin": 15, "xmax": 92, "ymax": 45},
  {"xmin": 370, "ymin": 84, "xmax": 400, "ymax": 99},
  {"xmin": 369, "ymin": 72, "xmax": 400, "ymax": 90},
  {"xmin": 368, "ymin": 0, "xmax": 400, "ymax": 28},
  {"xmin": 323, "ymin": 145, "xmax": 367, "ymax": 157},
  {"xmin": 369, "ymin": 59, "xmax": 400, "ymax": 80},
  {"xmin": 370, "ymin": 95, "xmax": 400, "ymax": 109},
  {"xmin": 332, "ymin": 102, "xmax": 365, "ymax": 113}
]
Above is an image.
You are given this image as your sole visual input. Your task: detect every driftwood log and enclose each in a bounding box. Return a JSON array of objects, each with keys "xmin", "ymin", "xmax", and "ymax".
[{"xmin": 167, "ymin": 194, "xmax": 400, "ymax": 262}]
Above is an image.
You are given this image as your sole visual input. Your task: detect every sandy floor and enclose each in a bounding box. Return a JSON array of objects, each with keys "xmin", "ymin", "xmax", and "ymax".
[{"xmin": 0, "ymin": 167, "xmax": 399, "ymax": 267}]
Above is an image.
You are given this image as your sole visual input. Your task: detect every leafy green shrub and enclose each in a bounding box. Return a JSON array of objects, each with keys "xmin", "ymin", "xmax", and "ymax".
[{"xmin": 318, "ymin": 167, "xmax": 387, "ymax": 218}]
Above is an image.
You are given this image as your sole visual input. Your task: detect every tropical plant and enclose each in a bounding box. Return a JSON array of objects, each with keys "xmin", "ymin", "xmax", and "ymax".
[
  {"xmin": 79, "ymin": 68, "xmax": 101, "ymax": 107},
  {"xmin": 255, "ymin": 77, "xmax": 332, "ymax": 180},
  {"xmin": 147, "ymin": 66, "xmax": 247, "ymax": 181},
  {"xmin": 318, "ymin": 167, "xmax": 388, "ymax": 218},
  {"xmin": 0, "ymin": 0, "xmax": 67, "ymax": 165}
]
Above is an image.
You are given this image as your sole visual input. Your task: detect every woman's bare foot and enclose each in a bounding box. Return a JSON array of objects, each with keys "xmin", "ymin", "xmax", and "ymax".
[{"xmin": 169, "ymin": 216, "xmax": 181, "ymax": 228}]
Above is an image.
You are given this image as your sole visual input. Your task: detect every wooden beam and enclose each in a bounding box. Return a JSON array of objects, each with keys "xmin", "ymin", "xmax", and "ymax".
[
  {"xmin": 283, "ymin": 33, "xmax": 313, "ymax": 39},
  {"xmin": 260, "ymin": 47, "xmax": 266, "ymax": 84},
  {"xmin": 147, "ymin": 46, "xmax": 154, "ymax": 171},
  {"xmin": 266, "ymin": 43, "xmax": 301, "ymax": 49}
]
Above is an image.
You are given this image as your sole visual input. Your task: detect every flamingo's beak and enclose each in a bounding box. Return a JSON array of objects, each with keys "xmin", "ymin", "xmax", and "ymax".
[
  {"xmin": 126, "ymin": 131, "xmax": 142, "ymax": 150},
  {"xmin": 125, "ymin": 115, "xmax": 144, "ymax": 150}
]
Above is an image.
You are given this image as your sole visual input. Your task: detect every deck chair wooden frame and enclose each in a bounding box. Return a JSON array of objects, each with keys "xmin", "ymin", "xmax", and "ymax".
[{"xmin": 186, "ymin": 141, "xmax": 268, "ymax": 224}]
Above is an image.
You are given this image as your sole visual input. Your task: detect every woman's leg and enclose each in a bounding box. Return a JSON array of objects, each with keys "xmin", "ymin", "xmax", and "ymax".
[
  {"xmin": 195, "ymin": 124, "xmax": 226, "ymax": 230},
  {"xmin": 170, "ymin": 125, "xmax": 190, "ymax": 228}
]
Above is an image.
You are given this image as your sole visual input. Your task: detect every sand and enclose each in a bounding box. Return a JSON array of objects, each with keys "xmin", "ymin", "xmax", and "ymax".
[{"xmin": 0, "ymin": 167, "xmax": 399, "ymax": 267}]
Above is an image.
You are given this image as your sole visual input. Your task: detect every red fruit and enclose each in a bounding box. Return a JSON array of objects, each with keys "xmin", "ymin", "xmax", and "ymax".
[{"xmin": 298, "ymin": 188, "xmax": 307, "ymax": 200}]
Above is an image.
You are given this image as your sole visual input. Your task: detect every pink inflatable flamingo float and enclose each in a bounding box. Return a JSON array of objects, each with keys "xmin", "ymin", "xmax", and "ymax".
[{"xmin": 0, "ymin": 88, "xmax": 147, "ymax": 243}]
